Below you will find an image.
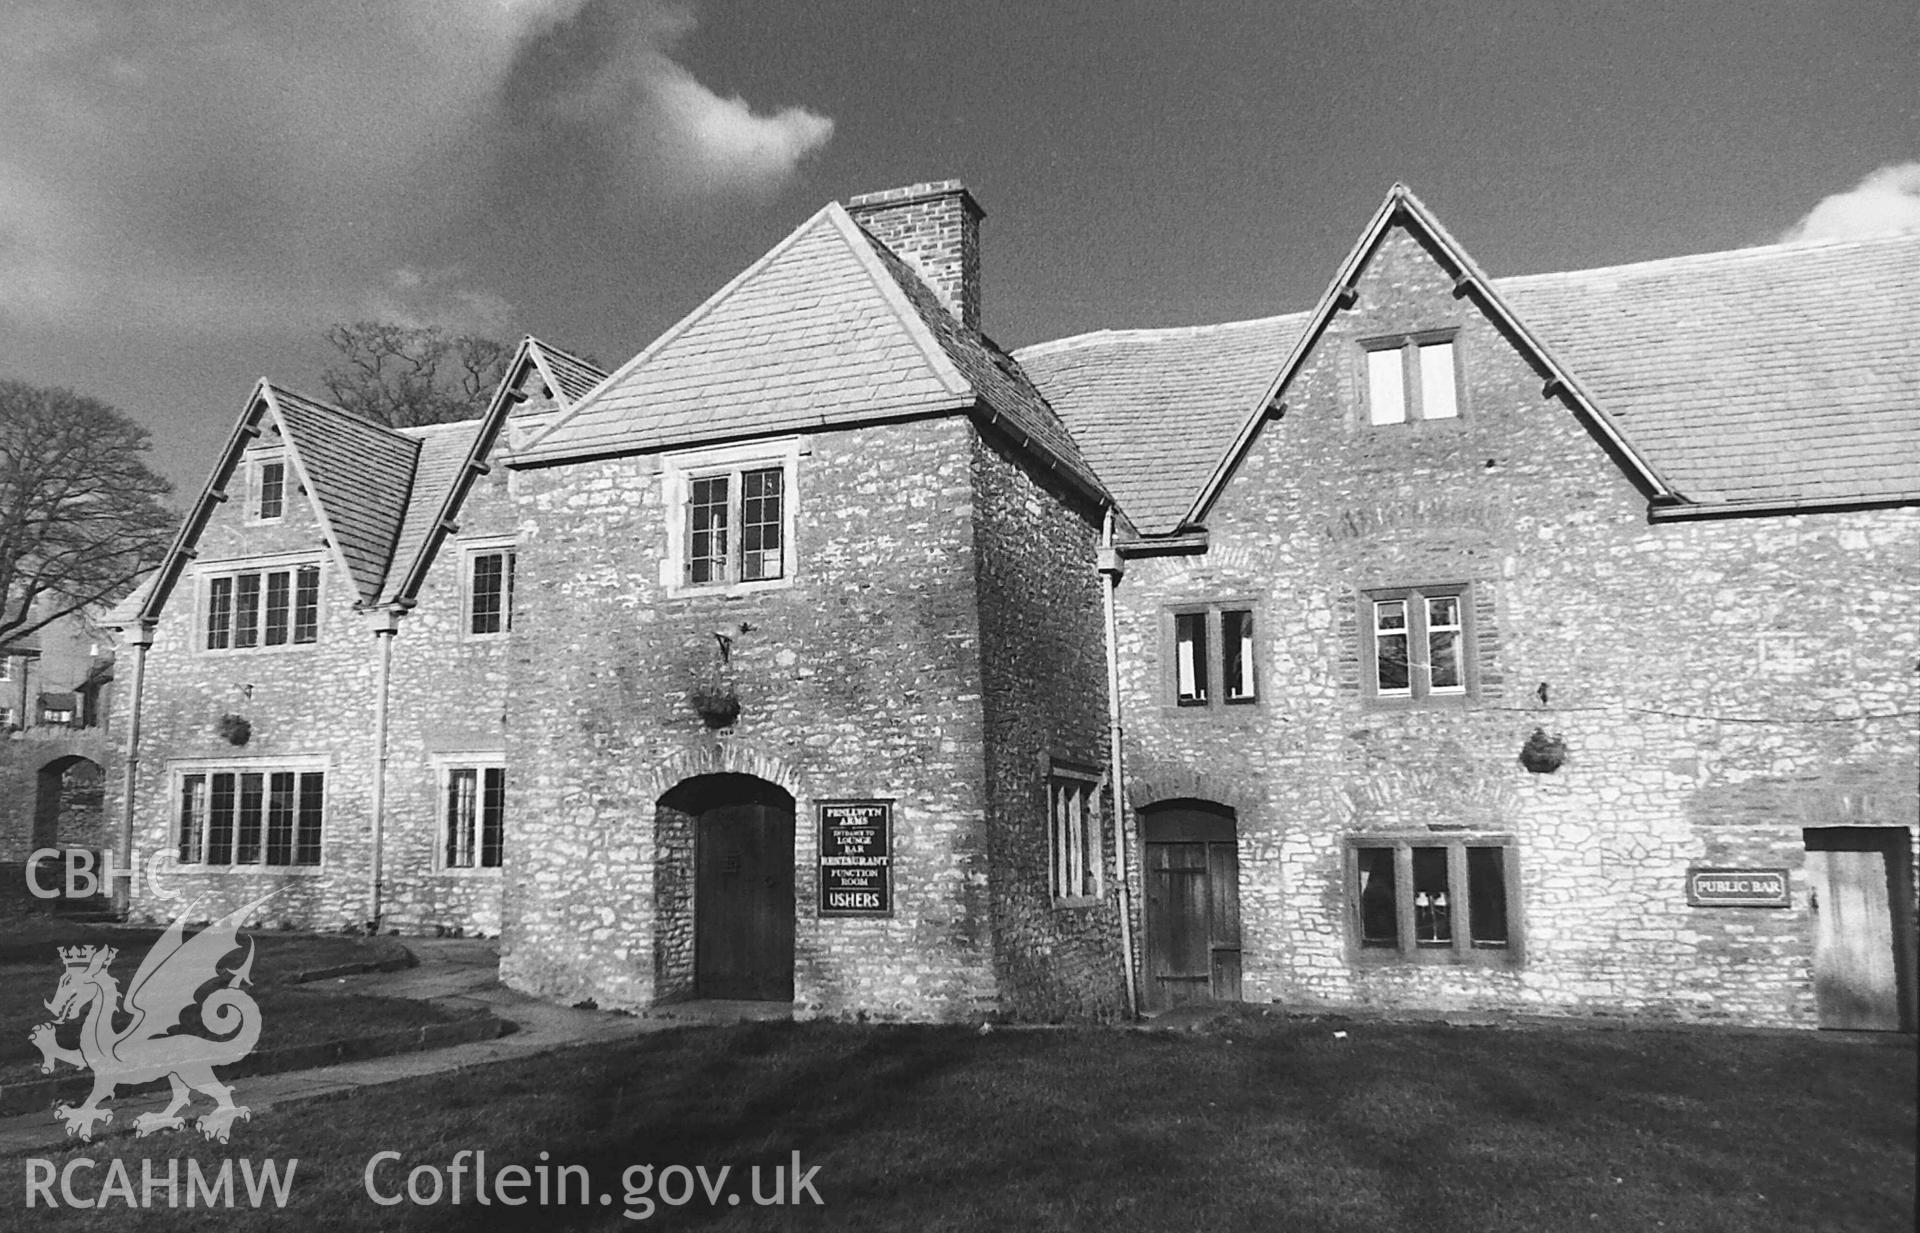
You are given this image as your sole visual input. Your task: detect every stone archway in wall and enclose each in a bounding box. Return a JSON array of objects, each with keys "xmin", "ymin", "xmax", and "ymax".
[
  {"xmin": 655, "ymin": 771, "xmax": 797, "ymax": 1003},
  {"xmin": 32, "ymin": 755, "xmax": 108, "ymax": 902}
]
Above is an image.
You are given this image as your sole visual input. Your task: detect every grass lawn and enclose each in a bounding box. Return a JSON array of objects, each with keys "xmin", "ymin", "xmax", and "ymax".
[
  {"xmin": 5, "ymin": 1015, "xmax": 1912, "ymax": 1231},
  {"xmin": 0, "ymin": 927, "xmax": 447, "ymax": 1088}
]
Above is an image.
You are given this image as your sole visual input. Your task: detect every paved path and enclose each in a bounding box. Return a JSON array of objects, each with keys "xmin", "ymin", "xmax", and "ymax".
[{"xmin": 0, "ymin": 937, "xmax": 714, "ymax": 1156}]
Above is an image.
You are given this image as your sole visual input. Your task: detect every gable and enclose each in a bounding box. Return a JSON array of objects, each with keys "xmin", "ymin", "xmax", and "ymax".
[
  {"xmin": 514, "ymin": 205, "xmax": 972, "ymax": 466},
  {"xmin": 130, "ymin": 382, "xmax": 421, "ymax": 626}
]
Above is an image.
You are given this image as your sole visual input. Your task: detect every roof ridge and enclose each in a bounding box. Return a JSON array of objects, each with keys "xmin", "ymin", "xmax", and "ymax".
[
  {"xmin": 1018, "ymin": 310, "xmax": 1316, "ymax": 357},
  {"xmin": 1498, "ymin": 229, "xmax": 1920, "ymax": 286}
]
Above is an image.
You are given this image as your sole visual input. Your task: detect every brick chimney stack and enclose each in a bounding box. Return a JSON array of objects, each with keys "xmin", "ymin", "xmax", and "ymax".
[{"xmin": 845, "ymin": 181, "xmax": 983, "ymax": 331}]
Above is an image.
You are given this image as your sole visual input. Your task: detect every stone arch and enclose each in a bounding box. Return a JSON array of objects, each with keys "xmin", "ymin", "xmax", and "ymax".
[
  {"xmin": 652, "ymin": 769, "xmax": 797, "ymax": 1003},
  {"xmin": 1126, "ymin": 755, "xmax": 1262, "ymax": 823},
  {"xmin": 33, "ymin": 754, "xmax": 106, "ymax": 852},
  {"xmin": 638, "ymin": 742, "xmax": 804, "ymax": 806}
]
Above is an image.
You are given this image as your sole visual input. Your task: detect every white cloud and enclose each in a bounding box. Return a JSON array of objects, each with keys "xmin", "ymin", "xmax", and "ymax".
[
  {"xmin": 536, "ymin": 5, "xmax": 834, "ymax": 197},
  {"xmin": 0, "ymin": 1, "xmax": 833, "ymax": 330},
  {"xmin": 1780, "ymin": 162, "xmax": 1920, "ymax": 243}
]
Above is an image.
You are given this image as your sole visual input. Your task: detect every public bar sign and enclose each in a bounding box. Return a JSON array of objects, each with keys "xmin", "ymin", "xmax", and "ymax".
[
  {"xmin": 819, "ymin": 800, "xmax": 893, "ymax": 916},
  {"xmin": 1686, "ymin": 867, "xmax": 1790, "ymax": 908}
]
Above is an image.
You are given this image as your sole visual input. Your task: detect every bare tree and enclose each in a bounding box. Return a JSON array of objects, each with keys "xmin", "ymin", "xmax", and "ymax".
[
  {"xmin": 0, "ymin": 381, "xmax": 176, "ymax": 644},
  {"xmin": 321, "ymin": 323, "xmax": 512, "ymax": 428}
]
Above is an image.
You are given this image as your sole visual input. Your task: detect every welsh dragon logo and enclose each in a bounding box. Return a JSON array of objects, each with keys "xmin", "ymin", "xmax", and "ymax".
[{"xmin": 27, "ymin": 893, "xmax": 275, "ymax": 1144}]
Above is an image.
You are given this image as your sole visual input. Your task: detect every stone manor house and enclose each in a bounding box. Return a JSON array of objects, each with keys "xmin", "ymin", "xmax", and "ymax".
[{"xmin": 100, "ymin": 181, "xmax": 1918, "ymax": 1031}]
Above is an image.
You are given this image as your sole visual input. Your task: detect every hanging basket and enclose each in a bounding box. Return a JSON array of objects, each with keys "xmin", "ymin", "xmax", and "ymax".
[
  {"xmin": 216, "ymin": 713, "xmax": 253, "ymax": 746},
  {"xmin": 688, "ymin": 684, "xmax": 740, "ymax": 730},
  {"xmin": 1518, "ymin": 727, "xmax": 1566, "ymax": 774}
]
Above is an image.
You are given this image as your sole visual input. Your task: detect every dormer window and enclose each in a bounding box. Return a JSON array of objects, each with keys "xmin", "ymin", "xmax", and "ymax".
[{"xmin": 1365, "ymin": 334, "xmax": 1460, "ymax": 425}]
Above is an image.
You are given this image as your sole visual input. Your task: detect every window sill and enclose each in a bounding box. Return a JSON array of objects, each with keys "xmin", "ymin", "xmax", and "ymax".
[
  {"xmin": 195, "ymin": 642, "xmax": 321, "ymax": 657},
  {"xmin": 1359, "ymin": 691, "xmax": 1477, "ymax": 712},
  {"xmin": 171, "ymin": 864, "xmax": 326, "ymax": 876},
  {"xmin": 436, "ymin": 865, "xmax": 505, "ymax": 877},
  {"xmin": 663, "ymin": 575, "xmax": 796, "ymax": 602},
  {"xmin": 1349, "ymin": 946, "xmax": 1520, "ymax": 969},
  {"xmin": 1051, "ymin": 894, "xmax": 1104, "ymax": 911}
]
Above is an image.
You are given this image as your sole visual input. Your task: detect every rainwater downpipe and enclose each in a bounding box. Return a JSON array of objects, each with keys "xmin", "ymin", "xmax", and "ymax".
[
  {"xmin": 1100, "ymin": 507, "xmax": 1140, "ymax": 1017},
  {"xmin": 366, "ymin": 608, "xmax": 403, "ymax": 933},
  {"xmin": 114, "ymin": 621, "xmax": 154, "ymax": 918}
]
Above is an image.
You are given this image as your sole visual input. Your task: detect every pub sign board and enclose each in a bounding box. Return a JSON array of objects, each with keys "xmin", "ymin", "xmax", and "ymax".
[
  {"xmin": 1686, "ymin": 867, "xmax": 1791, "ymax": 908},
  {"xmin": 819, "ymin": 800, "xmax": 893, "ymax": 916}
]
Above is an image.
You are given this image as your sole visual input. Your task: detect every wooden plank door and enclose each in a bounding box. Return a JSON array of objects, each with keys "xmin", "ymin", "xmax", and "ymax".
[
  {"xmin": 696, "ymin": 801, "xmax": 795, "ymax": 1001},
  {"xmin": 1806, "ymin": 836, "xmax": 1901, "ymax": 1030},
  {"xmin": 1144, "ymin": 836, "xmax": 1242, "ymax": 1011}
]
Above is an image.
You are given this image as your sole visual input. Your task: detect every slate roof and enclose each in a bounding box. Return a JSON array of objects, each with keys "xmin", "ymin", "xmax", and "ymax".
[
  {"xmin": 1017, "ymin": 229, "xmax": 1919, "ymax": 531},
  {"xmin": 1017, "ymin": 314, "xmax": 1309, "ymax": 535},
  {"xmin": 1498, "ymin": 232, "xmax": 1920, "ymax": 508},
  {"xmin": 515, "ymin": 204, "xmax": 1106, "ymax": 501},
  {"xmin": 267, "ymin": 386, "xmax": 420, "ymax": 604},
  {"xmin": 530, "ymin": 340, "xmax": 607, "ymax": 405},
  {"xmin": 378, "ymin": 420, "xmax": 488, "ymax": 605}
]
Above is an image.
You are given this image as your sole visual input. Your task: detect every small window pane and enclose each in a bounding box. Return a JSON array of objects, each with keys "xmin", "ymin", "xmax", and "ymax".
[
  {"xmin": 295, "ymin": 773, "xmax": 324, "ymax": 865},
  {"xmin": 233, "ymin": 573, "xmax": 261, "ymax": 649},
  {"xmin": 179, "ymin": 775, "xmax": 207, "ymax": 863},
  {"xmin": 235, "ymin": 772, "xmax": 264, "ymax": 864},
  {"xmin": 1468, "ymin": 847, "xmax": 1509, "ymax": 946},
  {"xmin": 207, "ymin": 577, "xmax": 233, "ymax": 650},
  {"xmin": 1412, "ymin": 847, "xmax": 1451, "ymax": 945},
  {"xmin": 1427, "ymin": 594, "xmax": 1463, "ymax": 691},
  {"xmin": 1174, "ymin": 613, "xmax": 1208, "ymax": 704},
  {"xmin": 258, "ymin": 462, "xmax": 286, "ymax": 519},
  {"xmin": 740, "ymin": 467, "xmax": 784, "ymax": 581},
  {"xmin": 446, "ymin": 768, "xmax": 478, "ymax": 867},
  {"xmin": 1367, "ymin": 347, "xmax": 1406, "ymax": 424},
  {"xmin": 1357, "ymin": 848, "xmax": 1398, "ymax": 947},
  {"xmin": 481, "ymin": 766, "xmax": 505, "ymax": 868},
  {"xmin": 206, "ymin": 773, "xmax": 236, "ymax": 865},
  {"xmin": 263, "ymin": 570, "xmax": 291, "ymax": 646},
  {"xmin": 1223, "ymin": 609, "xmax": 1256, "ymax": 702},
  {"xmin": 1418, "ymin": 341, "xmax": 1458, "ymax": 419},
  {"xmin": 1373, "ymin": 600, "xmax": 1409, "ymax": 693},
  {"xmin": 293, "ymin": 566, "xmax": 320, "ymax": 642},
  {"xmin": 265, "ymin": 772, "xmax": 295, "ymax": 865},
  {"xmin": 470, "ymin": 552, "xmax": 506, "ymax": 635},
  {"xmin": 688, "ymin": 476, "xmax": 730, "ymax": 584}
]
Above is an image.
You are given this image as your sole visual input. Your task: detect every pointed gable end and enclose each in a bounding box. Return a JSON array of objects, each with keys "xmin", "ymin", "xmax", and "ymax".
[
  {"xmin": 382, "ymin": 336, "xmax": 609, "ymax": 607},
  {"xmin": 513, "ymin": 204, "xmax": 972, "ymax": 467},
  {"xmin": 265, "ymin": 386, "xmax": 420, "ymax": 604},
  {"xmin": 132, "ymin": 382, "xmax": 420, "ymax": 624},
  {"xmin": 1183, "ymin": 184, "xmax": 1676, "ymax": 531}
]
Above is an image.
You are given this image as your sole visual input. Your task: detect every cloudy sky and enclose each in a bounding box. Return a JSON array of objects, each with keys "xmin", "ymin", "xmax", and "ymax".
[{"xmin": 4, "ymin": 0, "xmax": 1916, "ymax": 500}]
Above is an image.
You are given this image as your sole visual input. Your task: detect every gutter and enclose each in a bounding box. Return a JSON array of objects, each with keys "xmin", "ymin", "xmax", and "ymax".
[
  {"xmin": 1100, "ymin": 508, "xmax": 1140, "ymax": 1017},
  {"xmin": 114, "ymin": 621, "xmax": 155, "ymax": 918},
  {"xmin": 364, "ymin": 607, "xmax": 404, "ymax": 932}
]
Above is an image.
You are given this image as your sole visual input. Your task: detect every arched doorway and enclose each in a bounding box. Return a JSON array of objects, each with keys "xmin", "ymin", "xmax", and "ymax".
[
  {"xmin": 32, "ymin": 755, "xmax": 108, "ymax": 904},
  {"xmin": 1141, "ymin": 799, "xmax": 1241, "ymax": 1012},
  {"xmin": 659, "ymin": 774, "xmax": 796, "ymax": 1001}
]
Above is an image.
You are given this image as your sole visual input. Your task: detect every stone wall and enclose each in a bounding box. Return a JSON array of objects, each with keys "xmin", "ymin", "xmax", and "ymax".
[
  {"xmin": 120, "ymin": 429, "xmax": 514, "ymax": 936},
  {"xmin": 1114, "ymin": 220, "xmax": 1920, "ymax": 1028},
  {"xmin": 970, "ymin": 425, "xmax": 1127, "ymax": 1019},
  {"xmin": 501, "ymin": 417, "xmax": 1003, "ymax": 1020},
  {"xmin": 121, "ymin": 445, "xmax": 379, "ymax": 929},
  {"xmin": 377, "ymin": 434, "xmax": 516, "ymax": 936}
]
